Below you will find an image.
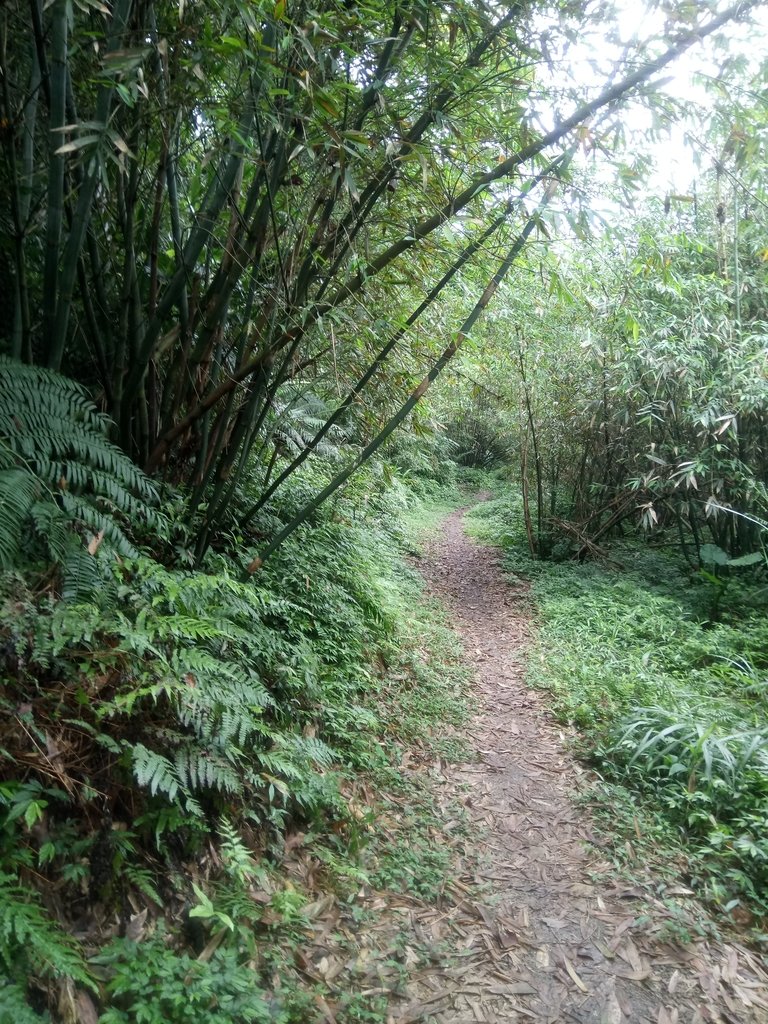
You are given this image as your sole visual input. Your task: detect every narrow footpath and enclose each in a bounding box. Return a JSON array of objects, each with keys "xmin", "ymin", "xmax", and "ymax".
[{"xmin": 396, "ymin": 500, "xmax": 768, "ymax": 1024}]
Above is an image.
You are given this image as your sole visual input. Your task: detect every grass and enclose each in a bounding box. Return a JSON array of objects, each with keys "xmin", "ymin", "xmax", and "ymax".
[
  {"xmin": 355, "ymin": 483, "xmax": 475, "ymax": 902},
  {"xmin": 466, "ymin": 491, "xmax": 768, "ymax": 937},
  {"xmin": 268, "ymin": 483, "xmax": 477, "ymax": 1018},
  {"xmin": 396, "ymin": 465, "xmax": 499, "ymax": 555}
]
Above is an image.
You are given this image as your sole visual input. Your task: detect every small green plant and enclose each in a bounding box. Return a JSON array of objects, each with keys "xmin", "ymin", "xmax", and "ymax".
[
  {"xmin": 267, "ymin": 887, "xmax": 308, "ymax": 928},
  {"xmin": 0, "ymin": 872, "xmax": 93, "ymax": 990},
  {"xmin": 697, "ymin": 543, "xmax": 765, "ymax": 622},
  {"xmin": 94, "ymin": 933, "xmax": 276, "ymax": 1024},
  {"xmin": 189, "ymin": 883, "xmax": 237, "ymax": 933},
  {"xmin": 0, "ymin": 979, "xmax": 51, "ymax": 1024},
  {"xmin": 370, "ymin": 831, "xmax": 452, "ymax": 901},
  {"xmin": 337, "ymin": 991, "xmax": 390, "ymax": 1024}
]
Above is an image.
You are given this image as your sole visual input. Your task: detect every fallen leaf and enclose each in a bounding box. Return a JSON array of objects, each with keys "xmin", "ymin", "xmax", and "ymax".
[
  {"xmin": 563, "ymin": 956, "xmax": 589, "ymax": 993},
  {"xmin": 87, "ymin": 529, "xmax": 105, "ymax": 555},
  {"xmin": 75, "ymin": 991, "xmax": 99, "ymax": 1024},
  {"xmin": 125, "ymin": 908, "xmax": 148, "ymax": 942}
]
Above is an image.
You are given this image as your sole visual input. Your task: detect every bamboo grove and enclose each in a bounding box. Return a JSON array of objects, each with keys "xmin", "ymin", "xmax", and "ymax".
[
  {"xmin": 1, "ymin": 0, "xmax": 760, "ymax": 565},
  {"xmin": 443, "ymin": 105, "xmax": 768, "ymax": 566}
]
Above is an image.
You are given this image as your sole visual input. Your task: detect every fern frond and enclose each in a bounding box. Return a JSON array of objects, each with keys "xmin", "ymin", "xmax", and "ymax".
[
  {"xmin": 60, "ymin": 543, "xmax": 105, "ymax": 603},
  {"xmin": 287, "ymin": 734, "xmax": 337, "ymax": 768},
  {"xmin": 28, "ymin": 500, "xmax": 71, "ymax": 562},
  {"xmin": 173, "ymin": 745, "xmax": 243, "ymax": 795},
  {"xmin": 0, "ymin": 979, "xmax": 51, "ymax": 1023},
  {"xmin": 122, "ymin": 865, "xmax": 163, "ymax": 907},
  {"xmin": 0, "ymin": 873, "xmax": 92, "ymax": 987},
  {"xmin": 255, "ymin": 750, "xmax": 305, "ymax": 782},
  {"xmin": 132, "ymin": 744, "xmax": 182, "ymax": 803},
  {"xmin": 0, "ymin": 358, "xmax": 159, "ymax": 575},
  {"xmin": 0, "ymin": 470, "xmax": 40, "ymax": 569},
  {"xmin": 59, "ymin": 493, "xmax": 137, "ymax": 558},
  {"xmin": 0, "ymin": 359, "xmax": 104, "ymax": 427}
]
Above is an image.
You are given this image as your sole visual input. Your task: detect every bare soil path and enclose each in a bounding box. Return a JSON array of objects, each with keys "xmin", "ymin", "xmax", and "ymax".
[{"xmin": 395, "ymin": 498, "xmax": 768, "ymax": 1024}]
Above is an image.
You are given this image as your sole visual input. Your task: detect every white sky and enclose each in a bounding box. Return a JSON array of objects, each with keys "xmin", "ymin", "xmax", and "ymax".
[{"xmin": 543, "ymin": 0, "xmax": 768, "ymax": 193}]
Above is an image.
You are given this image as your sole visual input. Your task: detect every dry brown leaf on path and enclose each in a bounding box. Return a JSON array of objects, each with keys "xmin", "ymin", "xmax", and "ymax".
[
  {"xmin": 657, "ymin": 1008, "xmax": 679, "ymax": 1024},
  {"xmin": 395, "ymin": 994, "xmax": 452, "ymax": 1023},
  {"xmin": 314, "ymin": 993, "xmax": 338, "ymax": 1022},
  {"xmin": 562, "ymin": 955, "xmax": 589, "ymax": 993}
]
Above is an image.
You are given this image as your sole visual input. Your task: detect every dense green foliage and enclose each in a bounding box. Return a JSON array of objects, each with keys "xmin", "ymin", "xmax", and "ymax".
[
  {"xmin": 2, "ymin": 0, "xmax": 749, "ymax": 555},
  {"xmin": 94, "ymin": 936, "xmax": 275, "ymax": 1024},
  {"xmin": 1, "ymin": 404, "xmax": 473, "ymax": 1018},
  {"xmin": 436, "ymin": 37, "xmax": 768, "ymax": 563},
  {"xmin": 0, "ymin": 359, "xmax": 161, "ymax": 589}
]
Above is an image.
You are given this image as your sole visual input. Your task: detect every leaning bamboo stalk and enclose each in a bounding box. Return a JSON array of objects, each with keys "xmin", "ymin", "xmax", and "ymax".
[
  {"xmin": 153, "ymin": 1, "xmax": 754, "ymax": 457},
  {"xmin": 321, "ymin": 0, "xmax": 759, "ymax": 317},
  {"xmin": 314, "ymin": 7, "xmax": 522, "ymax": 290},
  {"xmin": 238, "ymin": 157, "xmax": 570, "ymax": 527},
  {"xmin": 243, "ymin": 210, "xmax": 543, "ymax": 573},
  {"xmin": 123, "ymin": 103, "xmax": 255, "ymax": 406},
  {"xmin": 291, "ymin": 12, "xmax": 416, "ymax": 305}
]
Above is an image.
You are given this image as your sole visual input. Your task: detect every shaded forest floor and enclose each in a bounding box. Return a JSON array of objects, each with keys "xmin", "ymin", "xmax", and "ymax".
[{"xmin": 373, "ymin": 498, "xmax": 768, "ymax": 1024}]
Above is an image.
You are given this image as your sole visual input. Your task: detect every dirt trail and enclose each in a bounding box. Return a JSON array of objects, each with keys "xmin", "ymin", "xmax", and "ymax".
[{"xmin": 397, "ymin": 499, "xmax": 768, "ymax": 1024}]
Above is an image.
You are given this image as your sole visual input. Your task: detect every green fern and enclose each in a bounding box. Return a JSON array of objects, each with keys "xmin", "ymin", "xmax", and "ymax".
[
  {"xmin": 0, "ymin": 872, "xmax": 92, "ymax": 987},
  {"xmin": 0, "ymin": 470, "xmax": 40, "ymax": 569},
  {"xmin": 122, "ymin": 865, "xmax": 163, "ymax": 907},
  {"xmin": 217, "ymin": 819, "xmax": 262, "ymax": 883},
  {"xmin": 269, "ymin": 392, "xmax": 348, "ymax": 460},
  {"xmin": 0, "ymin": 979, "xmax": 51, "ymax": 1023},
  {"xmin": 132, "ymin": 744, "xmax": 183, "ymax": 804},
  {"xmin": 173, "ymin": 744, "xmax": 243, "ymax": 795},
  {"xmin": 284, "ymin": 734, "xmax": 337, "ymax": 769},
  {"xmin": 0, "ymin": 357, "xmax": 160, "ymax": 577}
]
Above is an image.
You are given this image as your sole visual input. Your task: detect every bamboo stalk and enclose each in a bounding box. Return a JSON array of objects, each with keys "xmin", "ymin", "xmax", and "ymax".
[
  {"xmin": 1, "ymin": 13, "xmax": 32, "ymax": 360},
  {"xmin": 314, "ymin": 6, "xmax": 522, "ymax": 287},
  {"xmin": 124, "ymin": 100, "xmax": 256, "ymax": 404},
  {"xmin": 238, "ymin": 176, "xmax": 544, "ymax": 526},
  {"xmin": 47, "ymin": 0, "xmax": 135, "ymax": 371},
  {"xmin": 42, "ymin": 0, "xmax": 67, "ymax": 362},
  {"xmin": 243, "ymin": 211, "xmax": 542, "ymax": 573},
  {"xmin": 154, "ymin": 4, "xmax": 750, "ymax": 455}
]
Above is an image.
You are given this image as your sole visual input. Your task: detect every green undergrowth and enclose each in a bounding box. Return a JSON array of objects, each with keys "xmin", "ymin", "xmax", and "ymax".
[
  {"xmin": 466, "ymin": 492, "xmax": 768, "ymax": 936},
  {"xmin": 1, "ymin": 459, "xmax": 473, "ymax": 1021},
  {"xmin": 396, "ymin": 466, "xmax": 498, "ymax": 555}
]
